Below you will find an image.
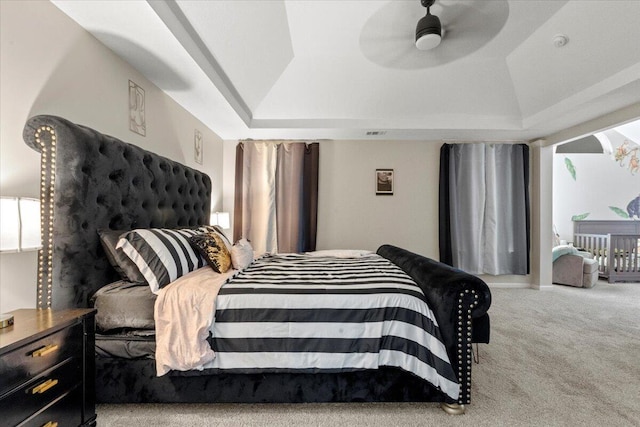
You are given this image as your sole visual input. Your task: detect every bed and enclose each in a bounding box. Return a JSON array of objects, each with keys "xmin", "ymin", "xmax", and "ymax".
[
  {"xmin": 23, "ymin": 115, "xmax": 491, "ymax": 415},
  {"xmin": 573, "ymin": 220, "xmax": 640, "ymax": 283}
]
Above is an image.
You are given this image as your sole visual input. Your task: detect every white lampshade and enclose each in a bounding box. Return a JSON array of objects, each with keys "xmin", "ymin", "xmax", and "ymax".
[
  {"xmin": 0, "ymin": 197, "xmax": 41, "ymax": 252},
  {"xmin": 210, "ymin": 211, "xmax": 230, "ymax": 230}
]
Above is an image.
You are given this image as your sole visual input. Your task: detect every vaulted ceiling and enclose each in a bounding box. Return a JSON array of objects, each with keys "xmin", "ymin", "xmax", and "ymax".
[{"xmin": 52, "ymin": 0, "xmax": 640, "ymax": 141}]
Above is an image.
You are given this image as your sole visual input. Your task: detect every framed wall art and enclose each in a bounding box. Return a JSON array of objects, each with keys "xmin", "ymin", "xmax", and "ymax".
[
  {"xmin": 194, "ymin": 129, "xmax": 203, "ymax": 164},
  {"xmin": 376, "ymin": 169, "xmax": 394, "ymax": 195},
  {"xmin": 128, "ymin": 80, "xmax": 146, "ymax": 136}
]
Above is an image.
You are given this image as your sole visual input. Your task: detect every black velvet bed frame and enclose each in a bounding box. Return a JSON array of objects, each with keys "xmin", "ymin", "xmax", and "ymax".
[{"xmin": 23, "ymin": 115, "xmax": 491, "ymax": 412}]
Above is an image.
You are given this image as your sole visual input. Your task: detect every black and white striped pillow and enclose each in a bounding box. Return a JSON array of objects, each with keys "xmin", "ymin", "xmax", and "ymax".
[{"xmin": 116, "ymin": 227, "xmax": 208, "ymax": 293}]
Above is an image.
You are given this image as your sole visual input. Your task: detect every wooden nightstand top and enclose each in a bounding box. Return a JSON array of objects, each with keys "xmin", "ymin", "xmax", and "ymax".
[{"xmin": 0, "ymin": 308, "xmax": 96, "ymax": 355}]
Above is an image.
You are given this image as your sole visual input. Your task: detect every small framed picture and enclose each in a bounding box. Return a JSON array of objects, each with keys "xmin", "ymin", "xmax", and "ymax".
[
  {"xmin": 128, "ymin": 80, "xmax": 146, "ymax": 136},
  {"xmin": 194, "ymin": 129, "xmax": 203, "ymax": 164},
  {"xmin": 376, "ymin": 169, "xmax": 394, "ymax": 195}
]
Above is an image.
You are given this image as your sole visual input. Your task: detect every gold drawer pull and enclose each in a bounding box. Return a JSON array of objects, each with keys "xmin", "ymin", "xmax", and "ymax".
[
  {"xmin": 42, "ymin": 422, "xmax": 58, "ymax": 427},
  {"xmin": 32, "ymin": 344, "xmax": 59, "ymax": 357},
  {"xmin": 32, "ymin": 379, "xmax": 58, "ymax": 394}
]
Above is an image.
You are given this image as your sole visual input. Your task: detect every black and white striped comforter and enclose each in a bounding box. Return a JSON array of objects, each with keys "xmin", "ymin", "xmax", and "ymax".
[{"xmin": 208, "ymin": 253, "xmax": 459, "ymax": 400}]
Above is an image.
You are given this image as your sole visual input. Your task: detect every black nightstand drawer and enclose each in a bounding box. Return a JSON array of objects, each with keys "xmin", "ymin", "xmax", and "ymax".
[
  {"xmin": 0, "ymin": 358, "xmax": 82, "ymax": 427},
  {"xmin": 0, "ymin": 324, "xmax": 83, "ymax": 396},
  {"xmin": 0, "ymin": 309, "xmax": 96, "ymax": 427},
  {"xmin": 19, "ymin": 386, "xmax": 82, "ymax": 427}
]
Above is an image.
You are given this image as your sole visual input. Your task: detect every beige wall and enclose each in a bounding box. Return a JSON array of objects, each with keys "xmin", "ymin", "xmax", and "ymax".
[
  {"xmin": 0, "ymin": 1, "xmax": 224, "ymax": 312},
  {"xmin": 315, "ymin": 140, "xmax": 441, "ymax": 257}
]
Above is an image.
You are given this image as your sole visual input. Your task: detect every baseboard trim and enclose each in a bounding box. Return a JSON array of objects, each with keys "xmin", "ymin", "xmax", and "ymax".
[{"xmin": 487, "ymin": 283, "xmax": 532, "ymax": 289}]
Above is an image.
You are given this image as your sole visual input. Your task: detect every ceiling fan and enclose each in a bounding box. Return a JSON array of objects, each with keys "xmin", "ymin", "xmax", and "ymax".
[
  {"xmin": 415, "ymin": 0, "xmax": 442, "ymax": 51},
  {"xmin": 359, "ymin": 0, "xmax": 510, "ymax": 69}
]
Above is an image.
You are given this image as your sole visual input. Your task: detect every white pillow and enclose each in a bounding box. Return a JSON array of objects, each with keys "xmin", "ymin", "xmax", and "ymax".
[
  {"xmin": 230, "ymin": 238, "xmax": 254, "ymax": 270},
  {"xmin": 305, "ymin": 249, "xmax": 373, "ymax": 258}
]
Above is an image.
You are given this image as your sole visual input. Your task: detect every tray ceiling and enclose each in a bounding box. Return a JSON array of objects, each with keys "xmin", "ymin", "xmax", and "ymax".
[{"xmin": 52, "ymin": 0, "xmax": 640, "ymax": 141}]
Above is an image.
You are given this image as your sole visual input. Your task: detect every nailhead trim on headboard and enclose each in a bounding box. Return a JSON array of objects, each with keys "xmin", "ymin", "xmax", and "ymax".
[{"xmin": 35, "ymin": 125, "xmax": 56, "ymax": 309}]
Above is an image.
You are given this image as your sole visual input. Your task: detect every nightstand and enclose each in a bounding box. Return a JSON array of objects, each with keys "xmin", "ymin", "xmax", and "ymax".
[{"xmin": 0, "ymin": 309, "xmax": 96, "ymax": 427}]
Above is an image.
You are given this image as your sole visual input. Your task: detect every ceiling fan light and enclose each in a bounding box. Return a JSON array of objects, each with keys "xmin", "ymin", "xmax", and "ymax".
[
  {"xmin": 415, "ymin": 13, "xmax": 442, "ymax": 50},
  {"xmin": 416, "ymin": 33, "xmax": 441, "ymax": 50}
]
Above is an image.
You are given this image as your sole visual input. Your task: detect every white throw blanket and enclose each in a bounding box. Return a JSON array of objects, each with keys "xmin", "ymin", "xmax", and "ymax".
[{"xmin": 154, "ymin": 267, "xmax": 235, "ymax": 376}]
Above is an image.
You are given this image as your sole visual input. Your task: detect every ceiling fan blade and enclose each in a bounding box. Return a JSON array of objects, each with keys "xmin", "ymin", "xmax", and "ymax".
[
  {"xmin": 359, "ymin": 0, "xmax": 509, "ymax": 69},
  {"xmin": 359, "ymin": 1, "xmax": 424, "ymax": 69}
]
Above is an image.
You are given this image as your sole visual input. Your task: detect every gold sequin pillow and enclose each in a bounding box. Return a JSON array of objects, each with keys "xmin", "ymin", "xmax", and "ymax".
[{"xmin": 189, "ymin": 232, "xmax": 231, "ymax": 273}]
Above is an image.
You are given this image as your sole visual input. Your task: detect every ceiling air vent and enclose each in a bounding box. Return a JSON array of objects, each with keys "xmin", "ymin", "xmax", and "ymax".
[{"xmin": 366, "ymin": 131, "xmax": 387, "ymax": 136}]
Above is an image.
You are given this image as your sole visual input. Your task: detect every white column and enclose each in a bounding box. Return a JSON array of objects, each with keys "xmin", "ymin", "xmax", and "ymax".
[{"xmin": 530, "ymin": 141, "xmax": 554, "ymax": 289}]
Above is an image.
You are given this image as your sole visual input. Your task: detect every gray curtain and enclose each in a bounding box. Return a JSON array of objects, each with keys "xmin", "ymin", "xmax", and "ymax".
[
  {"xmin": 439, "ymin": 143, "xmax": 530, "ymax": 275},
  {"xmin": 234, "ymin": 141, "xmax": 319, "ymax": 254}
]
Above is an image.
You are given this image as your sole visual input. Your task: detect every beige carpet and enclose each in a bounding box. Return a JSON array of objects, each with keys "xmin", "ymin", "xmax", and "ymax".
[{"xmin": 97, "ymin": 281, "xmax": 640, "ymax": 426}]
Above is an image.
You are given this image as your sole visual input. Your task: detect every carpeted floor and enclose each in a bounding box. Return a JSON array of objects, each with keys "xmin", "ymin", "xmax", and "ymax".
[{"xmin": 97, "ymin": 281, "xmax": 640, "ymax": 426}]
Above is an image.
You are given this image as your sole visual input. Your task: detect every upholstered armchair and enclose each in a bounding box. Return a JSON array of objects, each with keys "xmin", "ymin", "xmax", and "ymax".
[{"xmin": 552, "ymin": 246, "xmax": 599, "ymax": 288}]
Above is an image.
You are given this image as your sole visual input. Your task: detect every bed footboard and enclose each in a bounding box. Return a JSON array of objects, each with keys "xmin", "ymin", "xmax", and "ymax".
[{"xmin": 376, "ymin": 245, "xmax": 491, "ymax": 405}]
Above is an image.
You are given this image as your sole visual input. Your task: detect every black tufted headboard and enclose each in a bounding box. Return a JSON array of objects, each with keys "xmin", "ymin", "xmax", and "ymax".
[{"xmin": 23, "ymin": 115, "xmax": 212, "ymax": 309}]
